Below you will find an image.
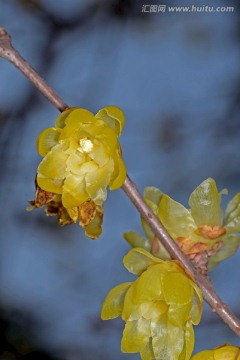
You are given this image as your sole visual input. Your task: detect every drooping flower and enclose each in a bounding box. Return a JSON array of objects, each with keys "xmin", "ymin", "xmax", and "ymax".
[
  {"xmin": 101, "ymin": 248, "xmax": 203, "ymax": 360},
  {"xmin": 29, "ymin": 106, "xmax": 126, "ymax": 239},
  {"xmin": 124, "ymin": 179, "xmax": 240, "ymax": 273},
  {"xmin": 191, "ymin": 344, "xmax": 240, "ymax": 359}
]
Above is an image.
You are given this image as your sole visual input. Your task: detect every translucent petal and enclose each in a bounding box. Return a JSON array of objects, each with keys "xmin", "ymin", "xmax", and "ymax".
[
  {"xmin": 109, "ymin": 155, "xmax": 126, "ymax": 190},
  {"xmin": 85, "ymin": 160, "xmax": 114, "ymax": 205},
  {"xmin": 151, "ymin": 313, "xmax": 170, "ymax": 360},
  {"xmin": 64, "ymin": 108, "xmax": 95, "ymax": 127},
  {"xmin": 37, "ymin": 176, "xmax": 63, "ymax": 194},
  {"xmin": 190, "ymin": 288, "xmax": 203, "ymax": 325},
  {"xmin": 140, "ymin": 338, "xmax": 155, "ymax": 360},
  {"xmin": 62, "ymin": 174, "xmax": 89, "ymax": 208},
  {"xmin": 189, "ymin": 178, "xmax": 222, "ymax": 226},
  {"xmin": 168, "ymin": 302, "xmax": 192, "ymax": 327},
  {"xmin": 182, "ymin": 321, "xmax": 194, "ymax": 360},
  {"xmin": 122, "ymin": 283, "xmax": 137, "ymax": 321},
  {"xmin": 130, "ymin": 265, "xmax": 164, "ymax": 303},
  {"xmin": 55, "ymin": 108, "xmax": 77, "ymax": 128},
  {"xmin": 121, "ymin": 318, "xmax": 151, "ymax": 353},
  {"xmin": 37, "ymin": 142, "xmax": 68, "ymax": 179},
  {"xmin": 36, "ymin": 127, "xmax": 62, "ymax": 156},
  {"xmin": 144, "ymin": 186, "xmax": 163, "ymax": 206},
  {"xmin": 165, "ymin": 320, "xmax": 184, "ymax": 359},
  {"xmin": 92, "ymin": 124, "xmax": 119, "ymax": 155},
  {"xmin": 84, "ymin": 206, "xmax": 103, "ymax": 239},
  {"xmin": 101, "ymin": 282, "xmax": 132, "ymax": 320},
  {"xmin": 77, "ymin": 122, "xmax": 118, "ymax": 154},
  {"xmin": 208, "ymin": 234, "xmax": 240, "ymax": 271},
  {"xmin": 214, "ymin": 346, "xmax": 240, "ymax": 360},
  {"xmin": 95, "ymin": 106, "xmax": 125, "ymax": 136},
  {"xmin": 224, "ymin": 192, "xmax": 240, "ymax": 232},
  {"xmin": 123, "ymin": 248, "xmax": 163, "ymax": 275},
  {"xmin": 191, "ymin": 346, "xmax": 240, "ymax": 360},
  {"xmin": 123, "ymin": 231, "xmax": 151, "ymax": 251},
  {"xmin": 66, "ymin": 152, "xmax": 86, "ymax": 175},
  {"xmin": 140, "ymin": 300, "xmax": 168, "ymax": 320},
  {"xmin": 191, "ymin": 350, "xmax": 214, "ymax": 360},
  {"xmin": 162, "ymin": 272, "xmax": 193, "ymax": 305},
  {"xmin": 88, "ymin": 140, "xmax": 109, "ymax": 166},
  {"xmin": 77, "ymin": 160, "xmax": 98, "ymax": 175},
  {"xmin": 157, "ymin": 194, "xmax": 196, "ymax": 239},
  {"xmin": 59, "ymin": 109, "xmax": 95, "ymax": 140}
]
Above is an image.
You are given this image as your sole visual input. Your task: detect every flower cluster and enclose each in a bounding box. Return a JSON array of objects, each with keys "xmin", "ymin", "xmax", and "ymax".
[
  {"xmin": 191, "ymin": 344, "xmax": 240, "ymax": 359},
  {"xmin": 101, "ymin": 248, "xmax": 203, "ymax": 360},
  {"xmin": 29, "ymin": 106, "xmax": 126, "ymax": 238},
  {"xmin": 124, "ymin": 178, "xmax": 240, "ymax": 273}
]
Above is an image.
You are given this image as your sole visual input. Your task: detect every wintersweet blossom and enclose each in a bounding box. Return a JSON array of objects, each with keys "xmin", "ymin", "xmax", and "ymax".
[
  {"xmin": 124, "ymin": 178, "xmax": 240, "ymax": 272},
  {"xmin": 101, "ymin": 248, "xmax": 203, "ymax": 360},
  {"xmin": 29, "ymin": 106, "xmax": 126, "ymax": 238}
]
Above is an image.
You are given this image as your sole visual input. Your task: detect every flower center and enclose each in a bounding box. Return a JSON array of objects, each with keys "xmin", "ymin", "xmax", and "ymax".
[
  {"xmin": 195, "ymin": 224, "xmax": 226, "ymax": 240},
  {"xmin": 79, "ymin": 138, "xmax": 93, "ymax": 153}
]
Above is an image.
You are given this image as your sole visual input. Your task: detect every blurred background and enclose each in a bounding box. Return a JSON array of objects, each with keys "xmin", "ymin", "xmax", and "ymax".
[{"xmin": 0, "ymin": 0, "xmax": 240, "ymax": 358}]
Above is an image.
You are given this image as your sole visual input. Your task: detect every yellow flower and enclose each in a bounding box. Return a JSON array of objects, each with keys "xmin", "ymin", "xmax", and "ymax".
[
  {"xmin": 124, "ymin": 179, "xmax": 240, "ymax": 272},
  {"xmin": 30, "ymin": 106, "xmax": 126, "ymax": 239},
  {"xmin": 101, "ymin": 248, "xmax": 203, "ymax": 360},
  {"xmin": 191, "ymin": 344, "xmax": 240, "ymax": 359}
]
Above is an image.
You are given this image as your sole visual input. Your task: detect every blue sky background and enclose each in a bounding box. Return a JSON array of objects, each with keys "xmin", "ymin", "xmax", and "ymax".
[{"xmin": 0, "ymin": 0, "xmax": 240, "ymax": 359}]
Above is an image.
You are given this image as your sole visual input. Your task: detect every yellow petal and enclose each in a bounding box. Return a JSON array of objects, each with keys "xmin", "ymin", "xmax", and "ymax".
[
  {"xmin": 140, "ymin": 300, "xmax": 168, "ymax": 320},
  {"xmin": 109, "ymin": 155, "xmax": 126, "ymax": 190},
  {"xmin": 189, "ymin": 178, "xmax": 222, "ymax": 226},
  {"xmin": 83, "ymin": 123, "xmax": 118, "ymax": 154},
  {"xmin": 122, "ymin": 284, "xmax": 138, "ymax": 321},
  {"xmin": 123, "ymin": 231, "xmax": 151, "ymax": 251},
  {"xmin": 214, "ymin": 346, "xmax": 240, "ymax": 360},
  {"xmin": 224, "ymin": 192, "xmax": 240, "ymax": 232},
  {"xmin": 101, "ymin": 282, "xmax": 132, "ymax": 320},
  {"xmin": 88, "ymin": 140, "xmax": 109, "ymax": 166},
  {"xmin": 131, "ymin": 265, "xmax": 164, "ymax": 303},
  {"xmin": 62, "ymin": 174, "xmax": 89, "ymax": 208},
  {"xmin": 168, "ymin": 302, "xmax": 192, "ymax": 327},
  {"xmin": 59, "ymin": 109, "xmax": 95, "ymax": 140},
  {"xmin": 37, "ymin": 142, "xmax": 68, "ymax": 179},
  {"xmin": 190, "ymin": 288, "xmax": 203, "ymax": 325},
  {"xmin": 37, "ymin": 176, "xmax": 63, "ymax": 194},
  {"xmin": 144, "ymin": 186, "xmax": 163, "ymax": 206},
  {"xmin": 165, "ymin": 320, "xmax": 184, "ymax": 359},
  {"xmin": 66, "ymin": 152, "xmax": 86, "ymax": 175},
  {"xmin": 55, "ymin": 108, "xmax": 77, "ymax": 128},
  {"xmin": 95, "ymin": 106, "xmax": 125, "ymax": 136},
  {"xmin": 123, "ymin": 248, "xmax": 163, "ymax": 275},
  {"xmin": 84, "ymin": 205, "xmax": 103, "ymax": 239},
  {"xmin": 162, "ymin": 272, "xmax": 193, "ymax": 305},
  {"xmin": 121, "ymin": 318, "xmax": 151, "ymax": 353},
  {"xmin": 208, "ymin": 234, "xmax": 240, "ymax": 271},
  {"xmin": 140, "ymin": 338, "xmax": 155, "ymax": 360},
  {"xmin": 191, "ymin": 350, "xmax": 214, "ymax": 360},
  {"xmin": 36, "ymin": 127, "xmax": 62, "ymax": 156},
  {"xmin": 85, "ymin": 160, "xmax": 113, "ymax": 205},
  {"xmin": 157, "ymin": 194, "xmax": 196, "ymax": 239},
  {"xmin": 151, "ymin": 313, "xmax": 169, "ymax": 360},
  {"xmin": 182, "ymin": 321, "xmax": 195, "ymax": 360}
]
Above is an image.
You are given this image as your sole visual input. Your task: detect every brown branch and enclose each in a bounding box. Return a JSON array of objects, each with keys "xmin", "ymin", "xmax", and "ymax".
[
  {"xmin": 1, "ymin": 26, "xmax": 240, "ymax": 336},
  {"xmin": 0, "ymin": 28, "xmax": 67, "ymax": 112}
]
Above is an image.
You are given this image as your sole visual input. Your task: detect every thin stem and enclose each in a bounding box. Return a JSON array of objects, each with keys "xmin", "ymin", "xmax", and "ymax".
[
  {"xmin": 0, "ymin": 27, "xmax": 67, "ymax": 112},
  {"xmin": 1, "ymin": 27, "xmax": 240, "ymax": 336}
]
